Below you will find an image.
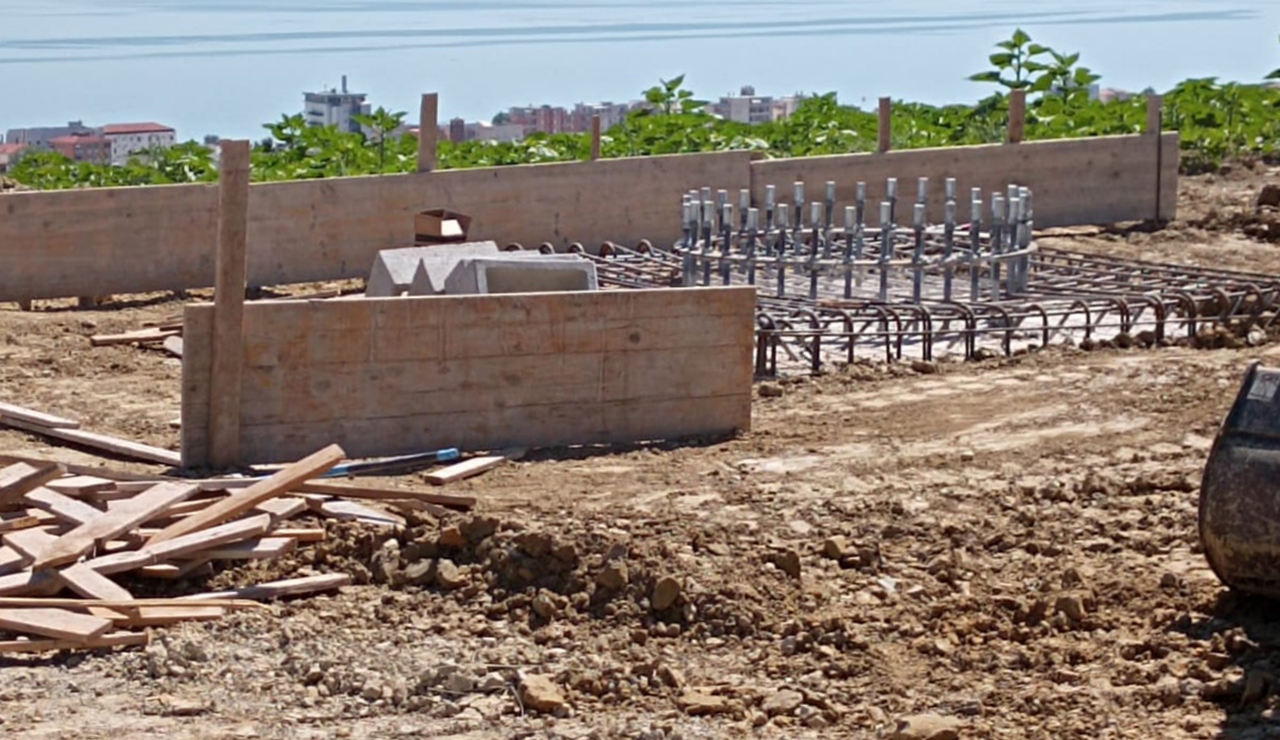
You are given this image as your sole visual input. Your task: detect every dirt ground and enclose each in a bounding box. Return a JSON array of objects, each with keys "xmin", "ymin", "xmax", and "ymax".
[{"xmin": 3, "ymin": 166, "xmax": 1280, "ymax": 739}]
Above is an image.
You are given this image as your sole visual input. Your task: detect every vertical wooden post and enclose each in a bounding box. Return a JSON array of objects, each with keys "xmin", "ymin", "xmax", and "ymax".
[
  {"xmin": 590, "ymin": 114, "xmax": 602, "ymax": 161},
  {"xmin": 418, "ymin": 93, "xmax": 438, "ymax": 173},
  {"xmin": 207, "ymin": 140, "xmax": 250, "ymax": 469},
  {"xmin": 1146, "ymin": 94, "xmax": 1163, "ymax": 134},
  {"xmin": 877, "ymin": 97, "xmax": 892, "ymax": 153},
  {"xmin": 1008, "ymin": 89, "xmax": 1026, "ymax": 144}
]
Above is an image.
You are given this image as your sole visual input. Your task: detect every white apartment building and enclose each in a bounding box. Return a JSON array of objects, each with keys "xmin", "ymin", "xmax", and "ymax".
[
  {"xmin": 101, "ymin": 122, "xmax": 177, "ymax": 165},
  {"xmin": 303, "ymin": 75, "xmax": 372, "ymax": 134},
  {"xmin": 713, "ymin": 86, "xmax": 775, "ymax": 125}
]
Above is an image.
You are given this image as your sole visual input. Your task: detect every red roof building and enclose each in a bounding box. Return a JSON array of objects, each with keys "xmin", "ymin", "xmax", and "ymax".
[
  {"xmin": 50, "ymin": 133, "xmax": 110, "ymax": 164},
  {"xmin": 0, "ymin": 142, "xmax": 27, "ymax": 172}
]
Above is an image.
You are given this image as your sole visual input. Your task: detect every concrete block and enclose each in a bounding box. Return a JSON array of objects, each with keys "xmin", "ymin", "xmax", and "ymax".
[
  {"xmin": 444, "ymin": 256, "xmax": 599, "ymax": 296},
  {"xmin": 405, "ymin": 247, "xmax": 573, "ymax": 296},
  {"xmin": 365, "ymin": 242, "xmax": 499, "ymax": 297}
]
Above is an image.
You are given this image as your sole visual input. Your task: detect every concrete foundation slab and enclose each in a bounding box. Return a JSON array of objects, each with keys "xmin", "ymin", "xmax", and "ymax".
[
  {"xmin": 365, "ymin": 242, "xmax": 499, "ymax": 297},
  {"xmin": 444, "ymin": 256, "xmax": 598, "ymax": 295}
]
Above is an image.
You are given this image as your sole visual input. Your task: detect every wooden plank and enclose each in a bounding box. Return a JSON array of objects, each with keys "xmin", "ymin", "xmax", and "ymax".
[
  {"xmin": 55, "ymin": 563, "xmax": 134, "ymax": 601},
  {"xmin": 0, "ymin": 454, "xmax": 161, "ymax": 483},
  {"xmin": 878, "ymin": 97, "xmax": 891, "ymax": 153},
  {"xmin": 0, "ymin": 403, "xmax": 80, "ymax": 429},
  {"xmin": 0, "ymin": 570, "xmax": 60, "ymax": 596},
  {"xmin": 201, "ymin": 536, "xmax": 296, "ymax": 560},
  {"xmin": 0, "ymin": 418, "xmax": 182, "ymax": 467},
  {"xmin": 424, "ymin": 455, "xmax": 508, "ymax": 486},
  {"xmin": 0, "ymin": 511, "xmax": 41, "ymax": 533},
  {"xmin": 32, "ymin": 482, "xmax": 197, "ymax": 570},
  {"xmin": 47, "ymin": 475, "xmax": 117, "ymax": 497},
  {"xmin": 3, "ymin": 527, "xmax": 61, "ymax": 561},
  {"xmin": 180, "ymin": 573, "xmax": 351, "ymax": 601},
  {"xmin": 0, "ymin": 631, "xmax": 148, "ymax": 654},
  {"xmin": 0, "ymin": 462, "xmax": 65, "ymax": 506},
  {"xmin": 23, "ymin": 487, "xmax": 103, "ymax": 526},
  {"xmin": 208, "ymin": 139, "xmax": 251, "ymax": 469},
  {"xmin": 145, "ymin": 444, "xmax": 342, "ymax": 546},
  {"xmin": 138, "ymin": 559, "xmax": 212, "ymax": 580},
  {"xmin": 254, "ymin": 496, "xmax": 308, "ymax": 521},
  {"xmin": 1008, "ymin": 89, "xmax": 1026, "ymax": 144},
  {"xmin": 0, "ymin": 608, "xmax": 112, "ymax": 642},
  {"xmin": 273, "ymin": 528, "xmax": 326, "ymax": 543},
  {"xmin": 296, "ymin": 481, "xmax": 476, "ymax": 510},
  {"xmin": 117, "ymin": 606, "xmax": 225, "ymax": 627},
  {"xmin": 0, "ymin": 596, "xmax": 263, "ymax": 609},
  {"xmin": 0, "ymin": 546, "xmax": 28, "ymax": 576},
  {"xmin": 590, "ymin": 114, "xmax": 602, "ymax": 161},
  {"xmin": 89, "ymin": 328, "xmax": 179, "ymax": 347},
  {"xmin": 141, "ymin": 513, "xmax": 274, "ymax": 562},
  {"xmin": 418, "ymin": 93, "xmax": 438, "ymax": 173},
  {"xmin": 79, "ymin": 549, "xmax": 156, "ymax": 576},
  {"xmin": 307, "ymin": 498, "xmax": 405, "ymax": 527}
]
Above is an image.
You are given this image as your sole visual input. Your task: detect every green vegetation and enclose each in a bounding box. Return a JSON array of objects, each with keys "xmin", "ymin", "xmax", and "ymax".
[{"xmin": 9, "ymin": 29, "xmax": 1280, "ymax": 189}]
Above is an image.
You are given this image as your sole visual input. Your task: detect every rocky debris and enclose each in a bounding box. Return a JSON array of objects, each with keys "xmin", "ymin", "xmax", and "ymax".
[
  {"xmin": 518, "ymin": 674, "xmax": 567, "ymax": 714},
  {"xmin": 761, "ymin": 688, "xmax": 804, "ymax": 716},
  {"xmin": 1257, "ymin": 184, "xmax": 1280, "ymax": 210},
  {"xmin": 676, "ymin": 690, "xmax": 733, "ymax": 716},
  {"xmin": 891, "ymin": 713, "xmax": 963, "ymax": 740},
  {"xmin": 822, "ymin": 535, "xmax": 850, "ymax": 560},
  {"xmin": 910, "ymin": 360, "xmax": 938, "ymax": 375},
  {"xmin": 758, "ymin": 382, "xmax": 784, "ymax": 398},
  {"xmin": 434, "ymin": 559, "xmax": 467, "ymax": 590},
  {"xmin": 774, "ymin": 549, "xmax": 802, "ymax": 579},
  {"xmin": 652, "ymin": 576, "xmax": 682, "ymax": 610},
  {"xmin": 597, "ymin": 562, "xmax": 629, "ymax": 590}
]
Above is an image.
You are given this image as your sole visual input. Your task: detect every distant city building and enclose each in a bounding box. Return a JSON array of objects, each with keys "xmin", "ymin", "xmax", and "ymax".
[
  {"xmin": 102, "ymin": 122, "xmax": 177, "ymax": 166},
  {"xmin": 50, "ymin": 132, "xmax": 110, "ymax": 164},
  {"xmin": 570, "ymin": 102, "xmax": 633, "ymax": 133},
  {"xmin": 303, "ymin": 75, "xmax": 371, "ymax": 134},
  {"xmin": 711, "ymin": 86, "xmax": 806, "ymax": 124},
  {"xmin": 507, "ymin": 105, "xmax": 571, "ymax": 136},
  {"xmin": 446, "ymin": 118, "xmax": 525, "ymax": 143},
  {"xmin": 0, "ymin": 142, "xmax": 28, "ymax": 172},
  {"xmin": 4, "ymin": 121, "xmax": 95, "ymax": 150}
]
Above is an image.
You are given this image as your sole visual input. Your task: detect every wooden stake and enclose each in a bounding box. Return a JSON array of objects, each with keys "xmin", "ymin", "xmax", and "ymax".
[
  {"xmin": 418, "ymin": 93, "xmax": 439, "ymax": 173},
  {"xmin": 0, "ymin": 402, "xmax": 80, "ymax": 429},
  {"xmin": 1008, "ymin": 89, "xmax": 1026, "ymax": 144},
  {"xmin": 208, "ymin": 140, "xmax": 251, "ymax": 469},
  {"xmin": 590, "ymin": 114, "xmax": 602, "ymax": 161},
  {"xmin": 1146, "ymin": 94, "xmax": 1163, "ymax": 134},
  {"xmin": 878, "ymin": 97, "xmax": 892, "ymax": 153}
]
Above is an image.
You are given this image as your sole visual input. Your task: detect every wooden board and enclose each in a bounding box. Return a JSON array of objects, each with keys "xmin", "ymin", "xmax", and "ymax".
[
  {"xmin": 55, "ymin": 562, "xmax": 134, "ymax": 601},
  {"xmin": 0, "ymin": 402, "xmax": 80, "ymax": 429},
  {"xmin": 140, "ymin": 513, "xmax": 274, "ymax": 562},
  {"xmin": 181, "ymin": 288, "xmax": 755, "ymax": 466},
  {"xmin": 0, "ymin": 462, "xmax": 65, "ymax": 506},
  {"xmin": 90, "ymin": 328, "xmax": 179, "ymax": 347},
  {"xmin": 24, "ymin": 487, "xmax": 103, "ymax": 526},
  {"xmin": 145, "ymin": 445, "xmax": 342, "ymax": 545},
  {"xmin": 748, "ymin": 133, "xmax": 1181, "ymax": 228},
  {"xmin": 209, "ymin": 140, "xmax": 251, "ymax": 468},
  {"xmin": 0, "ymin": 630, "xmax": 148, "ymax": 654},
  {"xmin": 307, "ymin": 498, "xmax": 405, "ymax": 527},
  {"xmin": 32, "ymin": 482, "xmax": 197, "ymax": 569},
  {"xmin": 297, "ymin": 481, "xmax": 475, "ymax": 510},
  {"xmin": 180, "ymin": 573, "xmax": 351, "ymax": 601},
  {"xmin": 423, "ymin": 455, "xmax": 508, "ymax": 486},
  {"xmin": 0, "ymin": 418, "xmax": 182, "ymax": 467},
  {"xmin": 2, "ymin": 527, "xmax": 61, "ymax": 561},
  {"xmin": 0, "ymin": 151, "xmax": 753, "ymax": 302},
  {"xmin": 119, "ymin": 606, "xmax": 225, "ymax": 626},
  {"xmin": 0, "ymin": 607, "xmax": 112, "ymax": 642},
  {"xmin": 47, "ymin": 476, "xmax": 117, "ymax": 497},
  {"xmin": 0, "ymin": 546, "xmax": 28, "ymax": 576},
  {"xmin": 200, "ymin": 537, "xmax": 296, "ymax": 560}
]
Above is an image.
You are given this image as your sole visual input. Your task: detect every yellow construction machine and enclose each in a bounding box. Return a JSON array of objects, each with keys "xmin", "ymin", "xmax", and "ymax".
[{"xmin": 1201, "ymin": 361, "xmax": 1280, "ymax": 597}]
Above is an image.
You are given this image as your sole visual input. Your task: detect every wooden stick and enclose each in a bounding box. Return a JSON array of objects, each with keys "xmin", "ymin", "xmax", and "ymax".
[
  {"xmin": 208, "ymin": 139, "xmax": 251, "ymax": 469},
  {"xmin": 296, "ymin": 481, "xmax": 475, "ymax": 510},
  {"xmin": 0, "ymin": 462, "xmax": 64, "ymax": 506},
  {"xmin": 0, "ymin": 630, "xmax": 147, "ymax": 654},
  {"xmin": 306, "ymin": 498, "xmax": 405, "ymax": 527},
  {"xmin": 144, "ymin": 444, "xmax": 343, "ymax": 546},
  {"xmin": 23, "ymin": 487, "xmax": 103, "ymax": 526},
  {"xmin": 179, "ymin": 573, "xmax": 350, "ymax": 601},
  {"xmin": 424, "ymin": 449, "xmax": 522, "ymax": 486},
  {"xmin": 0, "ymin": 402, "xmax": 79, "ymax": 429},
  {"xmin": 591, "ymin": 114, "xmax": 602, "ymax": 161},
  {"xmin": 0, "ymin": 419, "xmax": 181, "ymax": 467},
  {"xmin": 115, "ymin": 606, "xmax": 224, "ymax": 626},
  {"xmin": 200, "ymin": 536, "xmax": 296, "ymax": 560},
  {"xmin": 0, "ymin": 608, "xmax": 113, "ymax": 642},
  {"xmin": 55, "ymin": 562, "xmax": 134, "ymax": 601},
  {"xmin": 878, "ymin": 97, "xmax": 892, "ymax": 153},
  {"xmin": 0, "ymin": 596, "xmax": 265, "ymax": 609},
  {"xmin": 1146, "ymin": 93, "xmax": 1163, "ymax": 134},
  {"xmin": 418, "ymin": 93, "xmax": 439, "ymax": 173},
  {"xmin": 141, "ymin": 513, "xmax": 274, "ymax": 562},
  {"xmin": 1008, "ymin": 89, "xmax": 1026, "ymax": 144},
  {"xmin": 32, "ymin": 482, "xmax": 197, "ymax": 570},
  {"xmin": 89, "ymin": 328, "xmax": 179, "ymax": 347},
  {"xmin": 0, "ymin": 453, "xmax": 163, "ymax": 482}
]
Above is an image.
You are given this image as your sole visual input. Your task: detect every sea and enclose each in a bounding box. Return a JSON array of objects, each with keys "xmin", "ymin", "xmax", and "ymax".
[{"xmin": 1, "ymin": 0, "xmax": 1278, "ymax": 141}]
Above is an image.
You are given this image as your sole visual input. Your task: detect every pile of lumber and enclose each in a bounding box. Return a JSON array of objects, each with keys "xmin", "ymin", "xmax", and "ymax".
[{"xmin": 0, "ymin": 443, "xmax": 475, "ymax": 654}]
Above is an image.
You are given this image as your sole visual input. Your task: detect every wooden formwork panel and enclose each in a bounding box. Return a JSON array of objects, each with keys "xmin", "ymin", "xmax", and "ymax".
[
  {"xmin": 750, "ymin": 133, "xmax": 1180, "ymax": 228},
  {"xmin": 181, "ymin": 286, "xmax": 756, "ymax": 466},
  {"xmin": 0, "ymin": 151, "xmax": 754, "ymax": 302}
]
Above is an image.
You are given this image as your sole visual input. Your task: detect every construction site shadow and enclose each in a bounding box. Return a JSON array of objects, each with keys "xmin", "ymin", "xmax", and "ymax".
[
  {"xmin": 1168, "ymin": 589, "xmax": 1280, "ymax": 738},
  {"xmin": 520, "ymin": 432, "xmax": 742, "ymax": 464}
]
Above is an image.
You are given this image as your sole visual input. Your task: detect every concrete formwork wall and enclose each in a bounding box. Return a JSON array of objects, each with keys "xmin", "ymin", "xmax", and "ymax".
[
  {"xmin": 0, "ymin": 134, "xmax": 1177, "ymax": 302},
  {"xmin": 0, "ymin": 152, "xmax": 754, "ymax": 302},
  {"xmin": 180, "ymin": 286, "xmax": 756, "ymax": 466},
  {"xmin": 750, "ymin": 133, "xmax": 1180, "ymax": 228}
]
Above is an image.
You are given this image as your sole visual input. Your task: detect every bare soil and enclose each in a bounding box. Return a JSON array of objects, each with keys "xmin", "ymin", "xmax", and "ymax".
[{"xmin": 3, "ymin": 167, "xmax": 1280, "ymax": 739}]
